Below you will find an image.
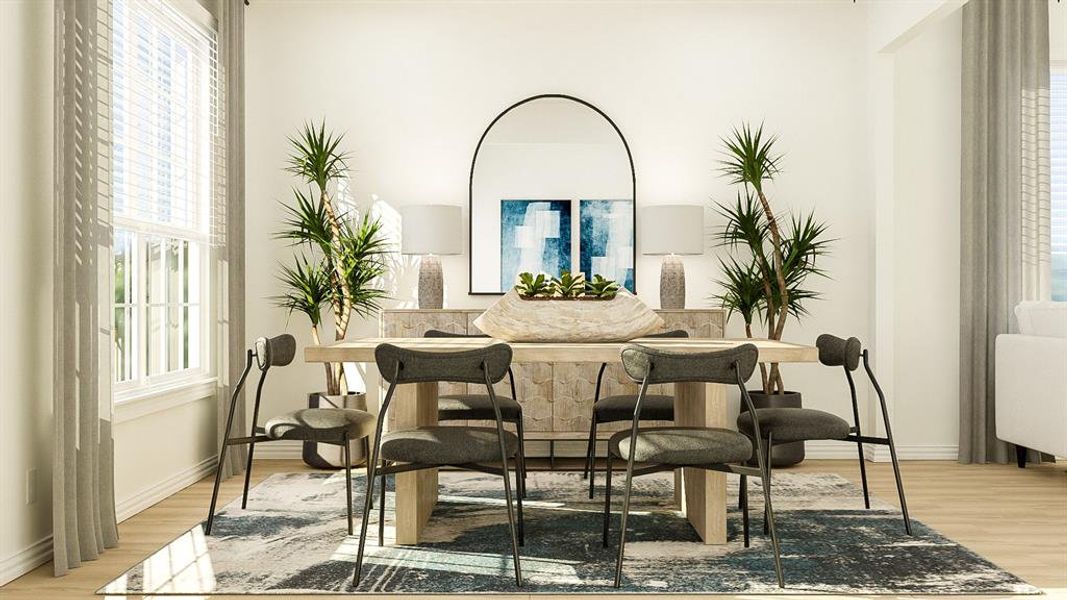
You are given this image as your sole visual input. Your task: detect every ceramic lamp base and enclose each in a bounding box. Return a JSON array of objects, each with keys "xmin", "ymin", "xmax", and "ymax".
[
  {"xmin": 660, "ymin": 255, "xmax": 685, "ymax": 309},
  {"xmin": 417, "ymin": 255, "xmax": 444, "ymax": 309}
]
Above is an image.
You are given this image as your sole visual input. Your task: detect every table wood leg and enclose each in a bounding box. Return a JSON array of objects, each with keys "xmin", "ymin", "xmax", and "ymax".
[
  {"xmin": 393, "ymin": 381, "xmax": 438, "ymax": 544},
  {"xmin": 674, "ymin": 381, "xmax": 727, "ymax": 544}
]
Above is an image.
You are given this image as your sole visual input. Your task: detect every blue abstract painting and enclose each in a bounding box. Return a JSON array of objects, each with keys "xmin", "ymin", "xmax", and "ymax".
[
  {"xmin": 500, "ymin": 200, "xmax": 572, "ymax": 289},
  {"xmin": 580, "ymin": 199, "xmax": 635, "ymax": 292}
]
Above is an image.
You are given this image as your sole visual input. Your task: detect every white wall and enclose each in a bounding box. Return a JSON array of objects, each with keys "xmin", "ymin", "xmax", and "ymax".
[
  {"xmin": 0, "ymin": 0, "xmax": 56, "ymax": 583},
  {"xmin": 245, "ymin": 0, "xmax": 875, "ymax": 454},
  {"xmin": 891, "ymin": 9, "xmax": 963, "ymax": 452}
]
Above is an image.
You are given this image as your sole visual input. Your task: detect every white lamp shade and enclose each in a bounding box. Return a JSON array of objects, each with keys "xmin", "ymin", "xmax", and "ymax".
[
  {"xmin": 641, "ymin": 205, "xmax": 704, "ymax": 255},
  {"xmin": 400, "ymin": 205, "xmax": 463, "ymax": 255}
]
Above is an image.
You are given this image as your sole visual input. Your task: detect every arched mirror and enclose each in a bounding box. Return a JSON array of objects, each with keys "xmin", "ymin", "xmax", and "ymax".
[{"xmin": 468, "ymin": 94, "xmax": 636, "ymax": 295}]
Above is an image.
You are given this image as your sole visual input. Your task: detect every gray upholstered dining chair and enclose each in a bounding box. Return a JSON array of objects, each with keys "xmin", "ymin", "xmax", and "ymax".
[
  {"xmin": 583, "ymin": 329, "xmax": 689, "ymax": 498},
  {"xmin": 736, "ymin": 333, "xmax": 912, "ymax": 535},
  {"xmin": 603, "ymin": 343, "xmax": 783, "ymax": 588},
  {"xmin": 205, "ymin": 334, "xmax": 376, "ymax": 536},
  {"xmin": 352, "ymin": 342, "xmax": 524, "ymax": 588},
  {"xmin": 424, "ymin": 329, "xmax": 527, "ymax": 497}
]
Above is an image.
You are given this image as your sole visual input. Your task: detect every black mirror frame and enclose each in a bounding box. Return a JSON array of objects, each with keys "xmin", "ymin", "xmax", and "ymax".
[{"xmin": 467, "ymin": 93, "xmax": 637, "ymax": 296}]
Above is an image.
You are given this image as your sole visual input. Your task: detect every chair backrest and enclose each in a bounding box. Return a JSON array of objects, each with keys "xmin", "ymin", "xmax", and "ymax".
[
  {"xmin": 375, "ymin": 342, "xmax": 513, "ymax": 385},
  {"xmin": 424, "ymin": 329, "xmax": 489, "ymax": 338},
  {"xmin": 620, "ymin": 343, "xmax": 758, "ymax": 385},
  {"xmin": 255, "ymin": 334, "xmax": 296, "ymax": 370},
  {"xmin": 639, "ymin": 329, "xmax": 690, "ymax": 339},
  {"xmin": 816, "ymin": 333, "xmax": 861, "ymax": 371}
]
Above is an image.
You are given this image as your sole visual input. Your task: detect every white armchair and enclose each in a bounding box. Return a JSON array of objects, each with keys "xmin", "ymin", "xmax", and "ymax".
[{"xmin": 995, "ymin": 301, "xmax": 1067, "ymax": 466}]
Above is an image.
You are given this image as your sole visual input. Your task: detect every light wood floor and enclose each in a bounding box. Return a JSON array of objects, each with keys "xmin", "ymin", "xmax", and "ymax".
[{"xmin": 2, "ymin": 459, "xmax": 1065, "ymax": 599}]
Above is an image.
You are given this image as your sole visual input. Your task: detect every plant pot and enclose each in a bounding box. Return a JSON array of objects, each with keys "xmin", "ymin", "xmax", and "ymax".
[
  {"xmin": 302, "ymin": 392, "xmax": 369, "ymax": 470},
  {"xmin": 741, "ymin": 390, "xmax": 805, "ymax": 467}
]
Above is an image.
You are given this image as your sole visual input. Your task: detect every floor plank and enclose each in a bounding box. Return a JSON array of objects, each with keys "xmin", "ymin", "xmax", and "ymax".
[{"xmin": 2, "ymin": 459, "xmax": 1064, "ymax": 599}]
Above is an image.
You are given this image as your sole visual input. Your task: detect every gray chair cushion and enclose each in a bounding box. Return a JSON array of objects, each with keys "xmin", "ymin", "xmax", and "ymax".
[
  {"xmin": 264, "ymin": 408, "xmax": 375, "ymax": 442},
  {"xmin": 594, "ymin": 394, "xmax": 674, "ymax": 422},
  {"xmin": 608, "ymin": 427, "xmax": 753, "ymax": 465},
  {"xmin": 438, "ymin": 394, "xmax": 522, "ymax": 422},
  {"xmin": 381, "ymin": 426, "xmax": 519, "ymax": 465},
  {"xmin": 737, "ymin": 407, "xmax": 851, "ymax": 442}
]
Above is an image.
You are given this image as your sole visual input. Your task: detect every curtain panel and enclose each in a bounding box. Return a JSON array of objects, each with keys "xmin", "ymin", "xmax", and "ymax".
[
  {"xmin": 960, "ymin": 0, "xmax": 1051, "ymax": 464},
  {"xmin": 52, "ymin": 0, "xmax": 120, "ymax": 575},
  {"xmin": 214, "ymin": 0, "xmax": 248, "ymax": 479}
]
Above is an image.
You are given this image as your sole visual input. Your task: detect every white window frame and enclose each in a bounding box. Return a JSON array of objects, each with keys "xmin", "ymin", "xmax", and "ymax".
[
  {"xmin": 111, "ymin": 0, "xmax": 221, "ymax": 407},
  {"xmin": 1052, "ymin": 61, "xmax": 1067, "ymax": 302}
]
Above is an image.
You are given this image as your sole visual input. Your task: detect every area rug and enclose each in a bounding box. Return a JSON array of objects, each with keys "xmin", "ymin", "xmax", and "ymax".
[{"xmin": 99, "ymin": 470, "xmax": 1039, "ymax": 595}]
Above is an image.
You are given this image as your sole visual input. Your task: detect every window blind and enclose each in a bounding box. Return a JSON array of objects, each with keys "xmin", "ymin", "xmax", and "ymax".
[
  {"xmin": 112, "ymin": 0, "xmax": 217, "ymax": 240},
  {"xmin": 1052, "ymin": 71, "xmax": 1066, "ymax": 301}
]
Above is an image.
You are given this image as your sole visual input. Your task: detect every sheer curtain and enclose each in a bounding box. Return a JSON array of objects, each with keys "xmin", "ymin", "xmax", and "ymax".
[
  {"xmin": 214, "ymin": 0, "xmax": 248, "ymax": 480},
  {"xmin": 960, "ymin": 0, "xmax": 1051, "ymax": 464},
  {"xmin": 51, "ymin": 0, "xmax": 247, "ymax": 574},
  {"xmin": 53, "ymin": 0, "xmax": 119, "ymax": 575}
]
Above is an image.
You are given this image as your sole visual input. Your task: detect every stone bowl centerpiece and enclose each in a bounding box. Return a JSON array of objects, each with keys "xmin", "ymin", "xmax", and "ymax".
[{"xmin": 473, "ymin": 271, "xmax": 664, "ymax": 342}]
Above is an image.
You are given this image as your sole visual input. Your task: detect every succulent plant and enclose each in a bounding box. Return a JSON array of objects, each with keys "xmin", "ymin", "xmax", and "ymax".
[
  {"xmin": 515, "ymin": 272, "xmax": 552, "ymax": 298},
  {"xmin": 550, "ymin": 270, "xmax": 587, "ymax": 298},
  {"xmin": 585, "ymin": 274, "xmax": 620, "ymax": 299}
]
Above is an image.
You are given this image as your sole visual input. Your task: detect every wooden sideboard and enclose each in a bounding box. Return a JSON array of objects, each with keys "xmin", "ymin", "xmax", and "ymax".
[{"xmin": 380, "ymin": 308, "xmax": 725, "ymax": 443}]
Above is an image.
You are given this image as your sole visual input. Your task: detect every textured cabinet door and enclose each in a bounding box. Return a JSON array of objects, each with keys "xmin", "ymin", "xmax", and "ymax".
[{"xmin": 380, "ymin": 308, "xmax": 725, "ymax": 439}]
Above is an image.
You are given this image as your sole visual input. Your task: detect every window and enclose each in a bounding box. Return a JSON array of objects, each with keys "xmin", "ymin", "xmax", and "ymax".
[
  {"xmin": 111, "ymin": 0, "xmax": 218, "ymax": 394},
  {"xmin": 1054, "ymin": 69, "xmax": 1067, "ymax": 300}
]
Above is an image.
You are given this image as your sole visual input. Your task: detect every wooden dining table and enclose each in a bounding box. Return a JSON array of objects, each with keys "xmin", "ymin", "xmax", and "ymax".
[{"xmin": 305, "ymin": 337, "xmax": 818, "ymax": 546}]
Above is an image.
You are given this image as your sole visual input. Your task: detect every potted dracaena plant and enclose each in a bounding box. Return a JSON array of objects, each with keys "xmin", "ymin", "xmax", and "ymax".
[
  {"xmin": 713, "ymin": 123, "xmax": 832, "ymax": 466},
  {"xmin": 274, "ymin": 121, "xmax": 389, "ymax": 467}
]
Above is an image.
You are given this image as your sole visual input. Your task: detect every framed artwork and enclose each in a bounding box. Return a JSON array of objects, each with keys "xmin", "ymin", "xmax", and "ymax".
[
  {"xmin": 496, "ymin": 198, "xmax": 634, "ymax": 292},
  {"xmin": 499, "ymin": 200, "xmax": 572, "ymax": 290}
]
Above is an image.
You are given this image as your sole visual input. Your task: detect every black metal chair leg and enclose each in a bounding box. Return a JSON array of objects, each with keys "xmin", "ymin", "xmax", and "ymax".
[
  {"xmin": 378, "ymin": 460, "xmax": 387, "ymax": 545},
  {"xmin": 352, "ymin": 440, "xmax": 380, "ymax": 587},
  {"xmin": 500, "ymin": 454, "xmax": 523, "ymax": 586},
  {"xmin": 587, "ymin": 418, "xmax": 598, "ymax": 498},
  {"xmin": 856, "ymin": 441, "xmax": 871, "ymax": 509},
  {"xmin": 887, "ymin": 438, "xmax": 913, "ymax": 535},
  {"xmin": 205, "ymin": 442, "xmax": 230, "ymax": 535},
  {"xmin": 760, "ymin": 467, "xmax": 785, "ymax": 588},
  {"xmin": 343, "ymin": 437, "xmax": 353, "ymax": 536},
  {"xmin": 763, "ymin": 432, "xmax": 773, "ymax": 536},
  {"xmin": 363, "ymin": 437, "xmax": 373, "ymax": 510},
  {"xmin": 516, "ymin": 419, "xmax": 528, "ymax": 499},
  {"xmin": 241, "ymin": 440, "xmax": 257, "ymax": 509},
  {"xmin": 584, "ymin": 417, "xmax": 596, "ymax": 479},
  {"xmin": 602, "ymin": 453, "xmax": 613, "ymax": 547},
  {"xmin": 515, "ymin": 458, "xmax": 525, "ymax": 546},
  {"xmin": 740, "ymin": 473, "xmax": 750, "ymax": 547},
  {"xmin": 613, "ymin": 453, "xmax": 638, "ymax": 588}
]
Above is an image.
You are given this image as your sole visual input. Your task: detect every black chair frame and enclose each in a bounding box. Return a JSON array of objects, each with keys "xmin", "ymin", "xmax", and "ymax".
[
  {"xmin": 205, "ymin": 338, "xmax": 373, "ymax": 537},
  {"xmin": 424, "ymin": 330, "xmax": 527, "ymax": 498},
  {"xmin": 763, "ymin": 348, "xmax": 911, "ymax": 534},
  {"xmin": 583, "ymin": 330, "xmax": 689, "ymax": 498},
  {"xmin": 352, "ymin": 346, "xmax": 524, "ymax": 588},
  {"xmin": 603, "ymin": 348, "xmax": 784, "ymax": 589}
]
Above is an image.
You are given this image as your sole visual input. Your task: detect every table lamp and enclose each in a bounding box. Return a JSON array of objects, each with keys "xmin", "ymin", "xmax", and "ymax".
[
  {"xmin": 641, "ymin": 205, "xmax": 704, "ymax": 309},
  {"xmin": 400, "ymin": 204, "xmax": 462, "ymax": 309}
]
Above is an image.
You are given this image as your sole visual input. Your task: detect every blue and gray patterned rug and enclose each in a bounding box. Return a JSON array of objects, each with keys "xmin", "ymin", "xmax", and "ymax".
[{"xmin": 99, "ymin": 470, "xmax": 1038, "ymax": 595}]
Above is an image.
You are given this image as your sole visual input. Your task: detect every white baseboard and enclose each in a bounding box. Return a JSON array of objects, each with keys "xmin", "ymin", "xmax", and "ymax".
[
  {"xmin": 0, "ymin": 456, "xmax": 219, "ymax": 586},
  {"xmin": 0, "ymin": 535, "xmax": 51, "ymax": 586},
  {"xmin": 115, "ymin": 456, "xmax": 217, "ymax": 522}
]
